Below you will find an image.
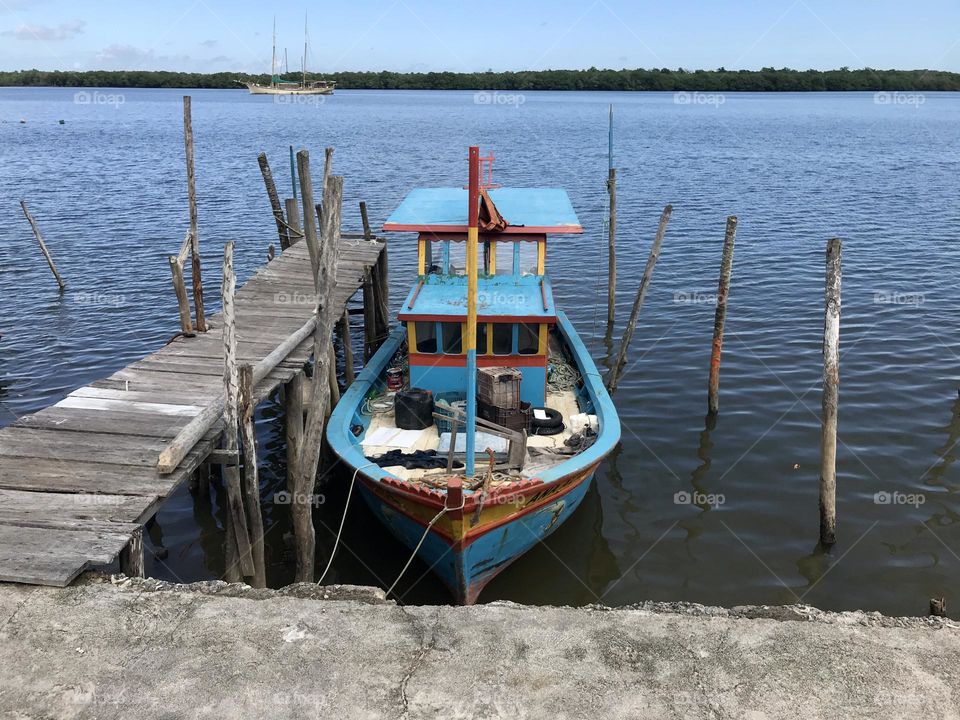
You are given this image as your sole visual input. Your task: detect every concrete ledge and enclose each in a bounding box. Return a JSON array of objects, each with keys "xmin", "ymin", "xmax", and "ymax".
[{"xmin": 1, "ymin": 573, "xmax": 958, "ymax": 719}]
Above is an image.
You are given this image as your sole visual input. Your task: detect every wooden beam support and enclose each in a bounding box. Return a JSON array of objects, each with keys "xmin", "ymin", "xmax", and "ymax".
[
  {"xmin": 258, "ymin": 152, "xmax": 290, "ymax": 250},
  {"xmin": 119, "ymin": 526, "xmax": 144, "ymax": 578}
]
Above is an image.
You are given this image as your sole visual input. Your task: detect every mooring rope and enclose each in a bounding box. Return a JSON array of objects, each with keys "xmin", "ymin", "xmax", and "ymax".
[
  {"xmin": 317, "ymin": 461, "xmax": 378, "ymax": 585},
  {"xmin": 385, "ymin": 489, "xmax": 466, "ymax": 600}
]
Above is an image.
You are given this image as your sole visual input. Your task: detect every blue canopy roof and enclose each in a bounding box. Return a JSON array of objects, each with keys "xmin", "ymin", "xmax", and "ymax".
[
  {"xmin": 398, "ymin": 275, "xmax": 557, "ymax": 321},
  {"xmin": 384, "ymin": 188, "xmax": 582, "ymax": 234}
]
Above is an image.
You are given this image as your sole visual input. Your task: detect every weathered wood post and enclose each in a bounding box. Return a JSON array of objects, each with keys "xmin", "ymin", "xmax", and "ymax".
[
  {"xmin": 290, "ymin": 148, "xmax": 342, "ymax": 581},
  {"xmin": 284, "ymin": 198, "xmax": 302, "ymax": 245},
  {"xmin": 258, "ymin": 152, "xmax": 290, "ymax": 250},
  {"xmin": 119, "ymin": 526, "xmax": 144, "ymax": 577},
  {"xmin": 707, "ymin": 216, "xmax": 738, "ymax": 415},
  {"xmin": 19, "ymin": 200, "xmax": 65, "ymax": 291},
  {"xmin": 339, "ymin": 310, "xmax": 355, "ymax": 386},
  {"xmin": 221, "ymin": 241, "xmax": 254, "ymax": 578},
  {"xmin": 606, "ymin": 168, "xmax": 617, "ymax": 327},
  {"xmin": 168, "ymin": 230, "xmax": 194, "ymax": 334},
  {"xmin": 607, "ymin": 205, "xmax": 672, "ymax": 395},
  {"xmin": 285, "ymin": 371, "xmax": 304, "ymax": 491},
  {"xmin": 239, "ymin": 362, "xmax": 267, "ymax": 588},
  {"xmin": 820, "ymin": 237, "xmax": 842, "ymax": 546},
  {"xmin": 183, "ymin": 96, "xmax": 206, "ymax": 332},
  {"xmin": 606, "ymin": 104, "xmax": 616, "ymax": 328},
  {"xmin": 362, "ymin": 268, "xmax": 376, "ymax": 361}
]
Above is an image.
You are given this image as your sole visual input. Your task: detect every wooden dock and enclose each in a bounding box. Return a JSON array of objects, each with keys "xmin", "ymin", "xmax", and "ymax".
[{"xmin": 0, "ymin": 235, "xmax": 385, "ymax": 587}]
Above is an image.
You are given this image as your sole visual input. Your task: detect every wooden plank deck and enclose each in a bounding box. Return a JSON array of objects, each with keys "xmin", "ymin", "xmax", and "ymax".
[{"xmin": 0, "ymin": 235, "xmax": 384, "ymax": 586}]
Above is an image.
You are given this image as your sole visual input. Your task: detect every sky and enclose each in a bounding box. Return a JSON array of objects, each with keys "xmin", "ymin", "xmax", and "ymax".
[{"xmin": 1, "ymin": 0, "xmax": 959, "ymax": 74}]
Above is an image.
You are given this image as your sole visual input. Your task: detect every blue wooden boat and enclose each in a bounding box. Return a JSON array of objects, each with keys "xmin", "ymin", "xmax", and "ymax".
[{"xmin": 326, "ymin": 149, "xmax": 620, "ymax": 604}]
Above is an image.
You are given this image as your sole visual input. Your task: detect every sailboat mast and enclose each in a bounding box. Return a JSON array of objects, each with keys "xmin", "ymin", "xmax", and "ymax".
[
  {"xmin": 285, "ymin": 48, "xmax": 289, "ymax": 74},
  {"xmin": 302, "ymin": 11, "xmax": 308, "ymax": 87},
  {"xmin": 465, "ymin": 146, "xmax": 481, "ymax": 478},
  {"xmin": 271, "ymin": 17, "xmax": 277, "ymax": 88}
]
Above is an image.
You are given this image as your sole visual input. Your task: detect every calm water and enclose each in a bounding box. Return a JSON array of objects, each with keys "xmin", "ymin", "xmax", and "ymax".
[{"xmin": 2, "ymin": 88, "xmax": 959, "ymax": 614}]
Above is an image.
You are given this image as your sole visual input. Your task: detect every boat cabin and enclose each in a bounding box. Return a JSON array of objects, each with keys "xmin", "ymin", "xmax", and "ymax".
[{"xmin": 384, "ymin": 187, "xmax": 582, "ymax": 406}]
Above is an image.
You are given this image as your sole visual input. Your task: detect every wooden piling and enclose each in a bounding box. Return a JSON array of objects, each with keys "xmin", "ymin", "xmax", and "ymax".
[
  {"xmin": 362, "ymin": 267, "xmax": 376, "ymax": 361},
  {"xmin": 220, "ymin": 241, "xmax": 254, "ymax": 577},
  {"xmin": 239, "ymin": 362, "xmax": 266, "ymax": 588},
  {"xmin": 284, "ymin": 198, "xmax": 302, "ymax": 245},
  {"xmin": 707, "ymin": 216, "xmax": 738, "ymax": 415},
  {"xmin": 360, "ymin": 201, "xmax": 372, "ymax": 240},
  {"xmin": 820, "ymin": 237, "xmax": 842, "ymax": 546},
  {"xmin": 339, "ymin": 310, "xmax": 355, "ymax": 386},
  {"xmin": 258, "ymin": 152, "xmax": 290, "ymax": 250},
  {"xmin": 168, "ymin": 230, "xmax": 194, "ymax": 334},
  {"xmin": 606, "ymin": 167, "xmax": 616, "ymax": 327},
  {"xmin": 607, "ymin": 205, "xmax": 672, "ymax": 396},
  {"xmin": 183, "ymin": 96, "xmax": 206, "ymax": 333},
  {"xmin": 289, "ymin": 148, "xmax": 342, "ymax": 582},
  {"xmin": 19, "ymin": 200, "xmax": 65, "ymax": 291},
  {"xmin": 285, "ymin": 371, "xmax": 304, "ymax": 491},
  {"xmin": 119, "ymin": 526, "xmax": 144, "ymax": 577}
]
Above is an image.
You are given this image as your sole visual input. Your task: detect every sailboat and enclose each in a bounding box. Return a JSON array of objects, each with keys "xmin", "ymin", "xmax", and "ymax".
[
  {"xmin": 326, "ymin": 147, "xmax": 621, "ymax": 604},
  {"xmin": 244, "ymin": 15, "xmax": 335, "ymax": 96}
]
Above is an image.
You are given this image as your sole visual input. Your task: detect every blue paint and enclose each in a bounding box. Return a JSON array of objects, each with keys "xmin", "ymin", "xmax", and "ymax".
[
  {"xmin": 384, "ymin": 187, "xmax": 581, "ymax": 231},
  {"xmin": 409, "ymin": 362, "xmax": 545, "ymax": 407},
  {"xmin": 399, "ymin": 274, "xmax": 556, "ymax": 320}
]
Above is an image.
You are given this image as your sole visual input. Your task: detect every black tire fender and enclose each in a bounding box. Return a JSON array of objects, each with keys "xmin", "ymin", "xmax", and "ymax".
[{"xmin": 530, "ymin": 406, "xmax": 563, "ymax": 430}]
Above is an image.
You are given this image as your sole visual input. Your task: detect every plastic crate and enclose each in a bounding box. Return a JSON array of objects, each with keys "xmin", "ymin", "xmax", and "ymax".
[
  {"xmin": 477, "ymin": 367, "xmax": 522, "ymax": 409},
  {"xmin": 478, "ymin": 399, "xmax": 531, "ymax": 433},
  {"xmin": 434, "ymin": 391, "xmax": 466, "ymax": 434}
]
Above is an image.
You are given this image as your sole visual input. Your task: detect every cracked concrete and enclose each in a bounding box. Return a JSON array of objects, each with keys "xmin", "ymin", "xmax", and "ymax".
[{"xmin": 0, "ymin": 573, "xmax": 958, "ymax": 719}]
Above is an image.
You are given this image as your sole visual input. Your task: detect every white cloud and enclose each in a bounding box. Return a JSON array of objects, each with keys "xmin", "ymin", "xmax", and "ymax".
[
  {"xmin": 2, "ymin": 18, "xmax": 84, "ymax": 41},
  {"xmin": 201, "ymin": 39, "xmax": 217, "ymax": 49}
]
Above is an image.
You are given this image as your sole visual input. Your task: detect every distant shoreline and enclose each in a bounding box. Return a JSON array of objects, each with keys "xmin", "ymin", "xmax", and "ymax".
[{"xmin": 2, "ymin": 67, "xmax": 959, "ymax": 92}]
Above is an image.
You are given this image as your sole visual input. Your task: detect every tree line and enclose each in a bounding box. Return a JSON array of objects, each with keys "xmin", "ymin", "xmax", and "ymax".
[{"xmin": 2, "ymin": 67, "xmax": 959, "ymax": 91}]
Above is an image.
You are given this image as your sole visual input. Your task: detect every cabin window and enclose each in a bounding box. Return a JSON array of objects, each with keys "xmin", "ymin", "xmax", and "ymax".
[
  {"xmin": 477, "ymin": 323, "xmax": 489, "ymax": 355},
  {"xmin": 492, "ymin": 323, "xmax": 513, "ymax": 355},
  {"xmin": 440, "ymin": 322, "xmax": 462, "ymax": 354},
  {"xmin": 518, "ymin": 323, "xmax": 540, "ymax": 355},
  {"xmin": 518, "ymin": 241, "xmax": 539, "ymax": 276},
  {"xmin": 415, "ymin": 321, "xmax": 438, "ymax": 353},
  {"xmin": 447, "ymin": 241, "xmax": 466, "ymax": 275},
  {"xmin": 493, "ymin": 242, "xmax": 514, "ymax": 275}
]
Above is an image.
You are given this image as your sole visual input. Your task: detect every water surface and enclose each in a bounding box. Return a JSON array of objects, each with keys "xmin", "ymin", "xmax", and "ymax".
[{"xmin": 2, "ymin": 88, "xmax": 959, "ymax": 613}]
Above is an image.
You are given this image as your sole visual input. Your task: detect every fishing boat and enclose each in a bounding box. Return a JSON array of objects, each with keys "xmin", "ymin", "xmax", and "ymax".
[
  {"xmin": 326, "ymin": 147, "xmax": 620, "ymax": 604},
  {"xmin": 243, "ymin": 16, "xmax": 335, "ymax": 96}
]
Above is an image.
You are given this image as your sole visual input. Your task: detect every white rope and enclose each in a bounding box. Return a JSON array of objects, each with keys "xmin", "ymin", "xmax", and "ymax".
[
  {"xmin": 317, "ymin": 461, "xmax": 378, "ymax": 585},
  {"xmin": 385, "ymin": 487, "xmax": 466, "ymax": 600}
]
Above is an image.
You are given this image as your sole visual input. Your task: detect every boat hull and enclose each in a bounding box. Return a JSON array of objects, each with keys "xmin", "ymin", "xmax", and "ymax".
[
  {"xmin": 357, "ymin": 461, "xmax": 598, "ymax": 604},
  {"xmin": 245, "ymin": 82, "xmax": 334, "ymax": 95}
]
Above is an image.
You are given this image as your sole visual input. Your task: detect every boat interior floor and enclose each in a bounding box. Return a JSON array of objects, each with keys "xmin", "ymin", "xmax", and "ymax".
[{"xmin": 360, "ymin": 387, "xmax": 585, "ymax": 489}]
